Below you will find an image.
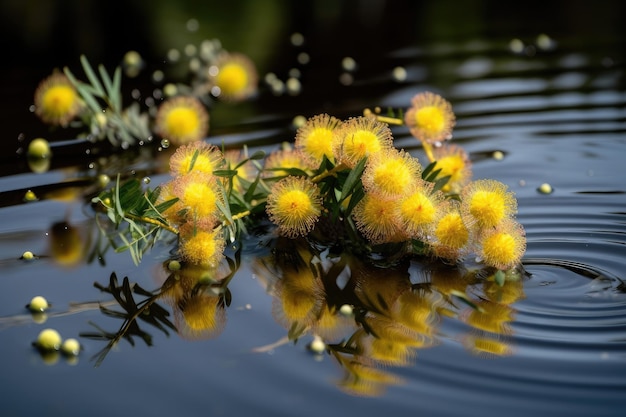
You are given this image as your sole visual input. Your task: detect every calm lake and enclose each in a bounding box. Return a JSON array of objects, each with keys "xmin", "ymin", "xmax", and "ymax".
[{"xmin": 1, "ymin": 1, "xmax": 625, "ymax": 416}]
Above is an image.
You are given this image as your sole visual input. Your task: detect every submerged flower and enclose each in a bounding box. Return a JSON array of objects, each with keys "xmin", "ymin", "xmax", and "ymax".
[
  {"xmin": 209, "ymin": 52, "xmax": 258, "ymax": 102},
  {"xmin": 295, "ymin": 113, "xmax": 343, "ymax": 166},
  {"xmin": 34, "ymin": 72, "xmax": 83, "ymax": 126},
  {"xmin": 404, "ymin": 92, "xmax": 455, "ymax": 144},
  {"xmin": 155, "ymin": 96, "xmax": 209, "ymax": 145},
  {"xmin": 169, "ymin": 141, "xmax": 224, "ymax": 176},
  {"xmin": 478, "ymin": 219, "xmax": 526, "ymax": 270},
  {"xmin": 179, "ymin": 226, "xmax": 225, "ymax": 267},
  {"xmin": 432, "ymin": 144, "xmax": 472, "ymax": 193},
  {"xmin": 461, "ymin": 179, "xmax": 517, "ymax": 229},
  {"xmin": 362, "ymin": 149, "xmax": 421, "ymax": 199},
  {"xmin": 332, "ymin": 116, "xmax": 394, "ymax": 168},
  {"xmin": 266, "ymin": 176, "xmax": 322, "ymax": 238},
  {"xmin": 352, "ymin": 194, "xmax": 405, "ymax": 244}
]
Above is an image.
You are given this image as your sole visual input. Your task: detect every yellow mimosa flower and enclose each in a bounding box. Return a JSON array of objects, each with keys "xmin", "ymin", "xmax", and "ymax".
[
  {"xmin": 156, "ymin": 96, "xmax": 209, "ymax": 145},
  {"xmin": 34, "ymin": 72, "xmax": 83, "ymax": 126}
]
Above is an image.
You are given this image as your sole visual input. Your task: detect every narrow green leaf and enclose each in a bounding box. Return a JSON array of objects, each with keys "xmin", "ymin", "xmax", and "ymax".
[
  {"xmin": 80, "ymin": 55, "xmax": 105, "ymax": 96},
  {"xmin": 339, "ymin": 157, "xmax": 367, "ymax": 202},
  {"xmin": 213, "ymin": 169, "xmax": 238, "ymax": 178}
]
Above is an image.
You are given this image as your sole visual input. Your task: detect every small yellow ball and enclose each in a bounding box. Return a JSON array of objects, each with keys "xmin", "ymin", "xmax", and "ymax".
[
  {"xmin": 309, "ymin": 337, "xmax": 326, "ymax": 354},
  {"xmin": 22, "ymin": 251, "xmax": 35, "ymax": 260},
  {"xmin": 61, "ymin": 338, "xmax": 81, "ymax": 356},
  {"xmin": 538, "ymin": 183, "xmax": 553, "ymax": 194},
  {"xmin": 27, "ymin": 138, "xmax": 51, "ymax": 159},
  {"xmin": 24, "ymin": 190, "xmax": 38, "ymax": 202},
  {"xmin": 37, "ymin": 328, "xmax": 62, "ymax": 351},
  {"xmin": 167, "ymin": 260, "xmax": 181, "ymax": 271},
  {"xmin": 339, "ymin": 304, "xmax": 353, "ymax": 317},
  {"xmin": 28, "ymin": 296, "xmax": 49, "ymax": 312}
]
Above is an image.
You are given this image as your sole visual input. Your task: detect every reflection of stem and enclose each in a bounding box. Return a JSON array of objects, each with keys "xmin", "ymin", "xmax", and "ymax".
[
  {"xmin": 251, "ymin": 335, "xmax": 292, "ymax": 353},
  {"xmin": 311, "ymin": 162, "xmax": 349, "ymax": 183},
  {"xmin": 125, "ymin": 213, "xmax": 178, "ymax": 235}
]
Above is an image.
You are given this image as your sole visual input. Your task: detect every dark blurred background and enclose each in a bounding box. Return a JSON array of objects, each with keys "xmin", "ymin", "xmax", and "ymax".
[{"xmin": 1, "ymin": 0, "xmax": 624, "ymax": 148}]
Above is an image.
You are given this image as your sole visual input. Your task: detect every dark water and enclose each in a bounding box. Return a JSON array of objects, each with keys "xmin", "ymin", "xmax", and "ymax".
[{"xmin": 1, "ymin": 2, "xmax": 625, "ymax": 416}]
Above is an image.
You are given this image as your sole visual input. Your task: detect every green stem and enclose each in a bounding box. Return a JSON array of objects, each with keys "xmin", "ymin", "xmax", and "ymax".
[
  {"xmin": 311, "ymin": 162, "xmax": 349, "ymax": 183},
  {"xmin": 125, "ymin": 213, "xmax": 178, "ymax": 235}
]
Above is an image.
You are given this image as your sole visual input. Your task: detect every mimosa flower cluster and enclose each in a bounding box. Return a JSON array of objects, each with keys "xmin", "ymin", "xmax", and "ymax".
[
  {"xmin": 263, "ymin": 91, "xmax": 526, "ymax": 270},
  {"xmin": 149, "ymin": 91, "xmax": 525, "ymax": 271}
]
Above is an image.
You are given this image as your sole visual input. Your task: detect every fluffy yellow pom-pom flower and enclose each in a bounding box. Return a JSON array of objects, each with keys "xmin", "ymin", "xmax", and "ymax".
[
  {"xmin": 479, "ymin": 219, "xmax": 526, "ymax": 270},
  {"xmin": 266, "ymin": 176, "xmax": 322, "ymax": 238},
  {"xmin": 295, "ymin": 113, "xmax": 343, "ymax": 166},
  {"xmin": 34, "ymin": 72, "xmax": 83, "ymax": 127},
  {"xmin": 173, "ymin": 171, "xmax": 222, "ymax": 222},
  {"xmin": 362, "ymin": 149, "xmax": 421, "ymax": 199},
  {"xmin": 332, "ymin": 116, "xmax": 394, "ymax": 168},
  {"xmin": 430, "ymin": 205, "xmax": 471, "ymax": 261},
  {"xmin": 179, "ymin": 227, "xmax": 225, "ymax": 267},
  {"xmin": 398, "ymin": 181, "xmax": 445, "ymax": 238},
  {"xmin": 462, "ymin": 179, "xmax": 517, "ymax": 229},
  {"xmin": 169, "ymin": 141, "xmax": 224, "ymax": 176},
  {"xmin": 264, "ymin": 146, "xmax": 312, "ymax": 178},
  {"xmin": 210, "ymin": 52, "xmax": 258, "ymax": 102},
  {"xmin": 156, "ymin": 96, "xmax": 209, "ymax": 145},
  {"xmin": 352, "ymin": 194, "xmax": 405, "ymax": 244},
  {"xmin": 404, "ymin": 91, "xmax": 455, "ymax": 144},
  {"xmin": 433, "ymin": 144, "xmax": 472, "ymax": 193}
]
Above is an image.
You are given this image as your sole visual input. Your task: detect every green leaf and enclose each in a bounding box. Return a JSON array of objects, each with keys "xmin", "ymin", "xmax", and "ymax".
[
  {"xmin": 213, "ymin": 169, "xmax": 238, "ymax": 178},
  {"xmin": 80, "ymin": 55, "xmax": 105, "ymax": 97},
  {"xmin": 339, "ymin": 157, "xmax": 367, "ymax": 202}
]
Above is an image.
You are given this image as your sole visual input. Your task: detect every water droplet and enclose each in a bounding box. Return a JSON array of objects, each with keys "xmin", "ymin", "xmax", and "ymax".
[
  {"xmin": 88, "ymin": 162, "xmax": 95, "ymax": 169},
  {"xmin": 161, "ymin": 139, "xmax": 170, "ymax": 149},
  {"xmin": 143, "ymin": 177, "xmax": 151, "ymax": 185},
  {"xmin": 290, "ymin": 32, "xmax": 304, "ymax": 46}
]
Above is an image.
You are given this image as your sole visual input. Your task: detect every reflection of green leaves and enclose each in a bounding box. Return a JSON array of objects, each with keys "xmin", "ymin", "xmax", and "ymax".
[{"xmin": 81, "ymin": 273, "xmax": 176, "ymax": 367}]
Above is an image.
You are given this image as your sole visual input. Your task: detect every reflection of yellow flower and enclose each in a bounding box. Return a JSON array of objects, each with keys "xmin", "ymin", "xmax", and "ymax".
[
  {"xmin": 155, "ymin": 96, "xmax": 209, "ymax": 145},
  {"xmin": 176, "ymin": 290, "xmax": 225, "ymax": 340},
  {"xmin": 332, "ymin": 117, "xmax": 393, "ymax": 168},
  {"xmin": 352, "ymin": 194, "xmax": 404, "ymax": 244},
  {"xmin": 275, "ymin": 266, "xmax": 320, "ymax": 325},
  {"xmin": 210, "ymin": 52, "xmax": 258, "ymax": 102},
  {"xmin": 404, "ymin": 91, "xmax": 455, "ymax": 144},
  {"xmin": 178, "ymin": 227, "xmax": 225, "ymax": 267},
  {"xmin": 362, "ymin": 149, "xmax": 421, "ymax": 199},
  {"xmin": 295, "ymin": 113, "xmax": 343, "ymax": 166},
  {"xmin": 264, "ymin": 147, "xmax": 312, "ymax": 178},
  {"xmin": 34, "ymin": 72, "xmax": 83, "ymax": 127},
  {"xmin": 461, "ymin": 179, "xmax": 517, "ymax": 229},
  {"xmin": 432, "ymin": 144, "xmax": 472, "ymax": 193},
  {"xmin": 338, "ymin": 361, "xmax": 400, "ymax": 397},
  {"xmin": 479, "ymin": 219, "xmax": 526, "ymax": 270},
  {"xmin": 398, "ymin": 181, "xmax": 445, "ymax": 239},
  {"xmin": 169, "ymin": 141, "xmax": 224, "ymax": 176},
  {"xmin": 464, "ymin": 336, "xmax": 512, "ymax": 357},
  {"xmin": 173, "ymin": 171, "xmax": 222, "ymax": 221},
  {"xmin": 49, "ymin": 221, "xmax": 85, "ymax": 267},
  {"xmin": 465, "ymin": 300, "xmax": 514, "ymax": 335},
  {"xmin": 266, "ymin": 176, "xmax": 322, "ymax": 238}
]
